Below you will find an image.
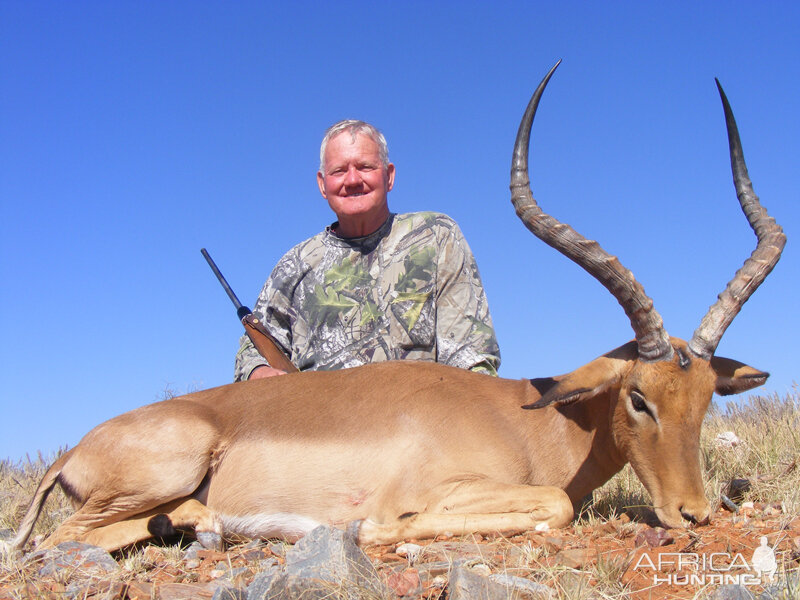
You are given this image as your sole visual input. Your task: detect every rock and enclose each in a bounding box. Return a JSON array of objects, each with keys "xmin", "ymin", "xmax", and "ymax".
[
  {"xmin": 415, "ymin": 540, "xmax": 501, "ymax": 562},
  {"xmin": 489, "ymin": 574, "xmax": 555, "ymax": 598},
  {"xmin": 543, "ymin": 536, "xmax": 565, "ymax": 552},
  {"xmin": 554, "ymin": 547, "xmax": 596, "ymax": 569},
  {"xmin": 246, "ymin": 525, "xmax": 387, "ymax": 600},
  {"xmin": 726, "ymin": 478, "xmax": 752, "ymax": 502},
  {"xmin": 240, "ymin": 547, "xmax": 266, "ymax": 561},
  {"xmin": 154, "ymin": 582, "xmax": 225, "ymax": 599},
  {"xmin": 395, "ymin": 542, "xmax": 423, "ymax": 564},
  {"xmin": 447, "ymin": 565, "xmax": 510, "ymax": 600},
  {"xmin": 715, "ymin": 431, "xmax": 743, "ymax": 447},
  {"xmin": 284, "ymin": 525, "xmax": 381, "ymax": 583},
  {"xmin": 385, "ymin": 567, "xmax": 422, "ymax": 596},
  {"xmin": 245, "ymin": 564, "xmax": 282, "ymax": 600},
  {"xmin": 592, "ymin": 521, "xmax": 617, "ymax": 535},
  {"xmin": 196, "ymin": 548, "xmax": 230, "ymax": 562},
  {"xmin": 182, "ymin": 540, "xmax": 205, "ymax": 560},
  {"xmin": 415, "ymin": 559, "xmax": 455, "ymax": 580},
  {"xmin": 212, "ymin": 564, "xmax": 250, "ymax": 586},
  {"xmin": 706, "ymin": 584, "xmax": 754, "ymax": 600},
  {"xmin": 211, "ymin": 584, "xmax": 248, "ymax": 600},
  {"xmin": 65, "ymin": 579, "xmax": 126, "ymax": 600},
  {"xmin": 634, "ymin": 527, "xmax": 674, "ymax": 548},
  {"xmin": 33, "ymin": 541, "xmax": 118, "ymax": 578},
  {"xmin": 257, "ymin": 557, "xmax": 281, "ymax": 571},
  {"xmin": 469, "ymin": 562, "xmax": 492, "ymax": 576},
  {"xmin": 125, "ymin": 581, "xmax": 155, "ymax": 600},
  {"xmin": 141, "ymin": 545, "xmax": 165, "ymax": 563},
  {"xmin": 720, "ymin": 494, "xmax": 740, "ymax": 513}
]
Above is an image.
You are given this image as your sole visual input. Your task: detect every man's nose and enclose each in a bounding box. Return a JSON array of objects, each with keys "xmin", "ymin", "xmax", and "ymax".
[{"xmin": 343, "ymin": 166, "xmax": 361, "ymax": 186}]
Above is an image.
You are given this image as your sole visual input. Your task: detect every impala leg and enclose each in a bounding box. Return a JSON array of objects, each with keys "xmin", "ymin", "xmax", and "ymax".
[
  {"xmin": 39, "ymin": 404, "xmax": 221, "ymax": 552},
  {"xmin": 358, "ymin": 479, "xmax": 573, "ymax": 546},
  {"xmin": 45, "ymin": 498, "xmax": 222, "ymax": 553}
]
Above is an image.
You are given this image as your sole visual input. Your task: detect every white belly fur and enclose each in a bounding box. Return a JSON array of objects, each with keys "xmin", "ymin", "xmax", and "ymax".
[{"xmin": 218, "ymin": 512, "xmax": 323, "ymax": 543}]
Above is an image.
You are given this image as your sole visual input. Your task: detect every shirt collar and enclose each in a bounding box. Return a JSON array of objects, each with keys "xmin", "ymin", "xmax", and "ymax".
[{"xmin": 323, "ymin": 213, "xmax": 395, "ymax": 252}]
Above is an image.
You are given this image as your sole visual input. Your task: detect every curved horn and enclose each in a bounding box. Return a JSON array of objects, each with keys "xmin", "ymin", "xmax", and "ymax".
[
  {"xmin": 510, "ymin": 61, "xmax": 674, "ymax": 362},
  {"xmin": 687, "ymin": 81, "xmax": 786, "ymax": 360}
]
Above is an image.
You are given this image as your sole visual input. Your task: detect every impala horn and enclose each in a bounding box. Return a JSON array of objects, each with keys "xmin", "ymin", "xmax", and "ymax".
[
  {"xmin": 510, "ymin": 61, "xmax": 674, "ymax": 362},
  {"xmin": 687, "ymin": 81, "xmax": 786, "ymax": 360}
]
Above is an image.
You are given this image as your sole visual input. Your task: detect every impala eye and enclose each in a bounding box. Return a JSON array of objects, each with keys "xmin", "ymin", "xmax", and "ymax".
[{"xmin": 630, "ymin": 390, "xmax": 648, "ymax": 413}]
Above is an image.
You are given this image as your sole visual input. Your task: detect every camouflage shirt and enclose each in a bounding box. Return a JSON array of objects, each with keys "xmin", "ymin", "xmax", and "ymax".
[{"xmin": 233, "ymin": 212, "xmax": 500, "ymax": 381}]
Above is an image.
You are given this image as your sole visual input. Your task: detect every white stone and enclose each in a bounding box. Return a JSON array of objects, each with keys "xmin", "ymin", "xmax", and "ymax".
[{"xmin": 395, "ymin": 542, "xmax": 423, "ymax": 564}]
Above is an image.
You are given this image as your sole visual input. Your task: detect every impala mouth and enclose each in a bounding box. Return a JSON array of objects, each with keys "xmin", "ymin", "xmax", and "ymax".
[
  {"xmin": 655, "ymin": 501, "xmax": 711, "ymax": 529},
  {"xmin": 681, "ymin": 510, "xmax": 710, "ymax": 527}
]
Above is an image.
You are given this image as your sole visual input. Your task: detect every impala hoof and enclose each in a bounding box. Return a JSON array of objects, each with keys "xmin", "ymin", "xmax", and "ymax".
[{"xmin": 196, "ymin": 531, "xmax": 223, "ymax": 551}]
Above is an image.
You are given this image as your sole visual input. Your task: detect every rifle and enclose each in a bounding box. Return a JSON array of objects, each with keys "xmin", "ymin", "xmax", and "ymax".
[{"xmin": 201, "ymin": 248, "xmax": 298, "ymax": 373}]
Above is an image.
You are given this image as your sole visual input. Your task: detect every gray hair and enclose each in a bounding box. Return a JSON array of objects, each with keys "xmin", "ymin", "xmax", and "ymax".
[{"xmin": 319, "ymin": 120, "xmax": 390, "ymax": 172}]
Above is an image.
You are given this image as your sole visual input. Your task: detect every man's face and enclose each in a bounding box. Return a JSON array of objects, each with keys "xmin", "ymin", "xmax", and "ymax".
[{"xmin": 317, "ymin": 132, "xmax": 395, "ymax": 237}]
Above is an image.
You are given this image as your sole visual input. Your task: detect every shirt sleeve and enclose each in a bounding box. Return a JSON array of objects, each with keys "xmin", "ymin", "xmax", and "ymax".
[
  {"xmin": 233, "ymin": 256, "xmax": 297, "ymax": 382},
  {"xmin": 433, "ymin": 219, "xmax": 501, "ymax": 375}
]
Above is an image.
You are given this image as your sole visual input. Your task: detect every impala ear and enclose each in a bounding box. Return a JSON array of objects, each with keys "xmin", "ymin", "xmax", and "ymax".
[
  {"xmin": 523, "ymin": 342, "xmax": 636, "ymax": 409},
  {"xmin": 711, "ymin": 355, "xmax": 769, "ymax": 396}
]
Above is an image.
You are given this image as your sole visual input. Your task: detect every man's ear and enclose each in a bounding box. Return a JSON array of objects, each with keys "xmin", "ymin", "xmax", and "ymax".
[
  {"xmin": 385, "ymin": 163, "xmax": 396, "ymax": 191},
  {"xmin": 523, "ymin": 343, "xmax": 636, "ymax": 409},
  {"xmin": 317, "ymin": 171, "xmax": 327, "ymax": 198},
  {"xmin": 710, "ymin": 355, "xmax": 769, "ymax": 396}
]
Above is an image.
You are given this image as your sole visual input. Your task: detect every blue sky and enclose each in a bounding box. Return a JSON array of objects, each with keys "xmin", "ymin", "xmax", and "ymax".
[{"xmin": 1, "ymin": 2, "xmax": 798, "ymax": 461}]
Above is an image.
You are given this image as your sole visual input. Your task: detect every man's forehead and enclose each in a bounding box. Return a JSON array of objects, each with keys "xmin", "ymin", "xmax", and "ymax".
[{"xmin": 325, "ymin": 132, "xmax": 381, "ymax": 159}]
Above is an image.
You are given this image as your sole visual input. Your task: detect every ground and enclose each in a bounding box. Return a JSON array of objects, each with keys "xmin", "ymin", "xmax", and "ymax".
[{"xmin": 3, "ymin": 502, "xmax": 798, "ymax": 600}]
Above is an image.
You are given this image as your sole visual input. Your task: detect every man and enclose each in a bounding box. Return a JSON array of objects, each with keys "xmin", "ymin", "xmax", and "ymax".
[{"xmin": 234, "ymin": 120, "xmax": 500, "ymax": 381}]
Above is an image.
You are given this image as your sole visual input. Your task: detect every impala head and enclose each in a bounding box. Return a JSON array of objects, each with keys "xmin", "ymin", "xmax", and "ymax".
[
  {"xmin": 606, "ymin": 340, "xmax": 767, "ymax": 527},
  {"xmin": 513, "ymin": 62, "xmax": 785, "ymax": 528}
]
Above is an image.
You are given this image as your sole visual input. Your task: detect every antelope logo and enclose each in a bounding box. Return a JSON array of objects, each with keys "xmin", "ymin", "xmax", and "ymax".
[{"xmin": 7, "ymin": 62, "xmax": 784, "ymax": 554}]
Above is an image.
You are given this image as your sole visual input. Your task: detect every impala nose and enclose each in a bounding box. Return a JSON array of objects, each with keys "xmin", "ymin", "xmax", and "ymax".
[{"xmin": 680, "ymin": 502, "xmax": 711, "ymax": 526}]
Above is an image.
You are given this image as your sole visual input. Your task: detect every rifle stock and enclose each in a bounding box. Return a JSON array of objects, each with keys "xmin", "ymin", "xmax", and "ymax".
[
  {"xmin": 201, "ymin": 248, "xmax": 298, "ymax": 374},
  {"xmin": 241, "ymin": 313, "xmax": 297, "ymax": 373}
]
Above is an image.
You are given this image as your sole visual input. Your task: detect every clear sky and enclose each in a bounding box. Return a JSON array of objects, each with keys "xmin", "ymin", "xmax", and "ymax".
[{"xmin": 1, "ymin": 2, "xmax": 797, "ymax": 461}]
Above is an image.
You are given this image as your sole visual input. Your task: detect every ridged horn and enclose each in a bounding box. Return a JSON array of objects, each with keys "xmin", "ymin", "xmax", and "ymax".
[
  {"xmin": 687, "ymin": 80, "xmax": 786, "ymax": 360},
  {"xmin": 510, "ymin": 61, "xmax": 674, "ymax": 362}
]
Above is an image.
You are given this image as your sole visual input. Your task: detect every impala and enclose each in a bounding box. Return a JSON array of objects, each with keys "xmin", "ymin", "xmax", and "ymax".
[{"xmin": 10, "ymin": 63, "xmax": 784, "ymax": 553}]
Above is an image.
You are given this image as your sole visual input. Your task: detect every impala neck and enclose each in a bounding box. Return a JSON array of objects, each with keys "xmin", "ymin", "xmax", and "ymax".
[{"xmin": 519, "ymin": 381, "xmax": 627, "ymax": 504}]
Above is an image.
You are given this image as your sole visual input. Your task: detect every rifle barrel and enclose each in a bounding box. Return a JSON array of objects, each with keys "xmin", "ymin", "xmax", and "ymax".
[{"xmin": 201, "ymin": 248, "xmax": 250, "ymax": 320}]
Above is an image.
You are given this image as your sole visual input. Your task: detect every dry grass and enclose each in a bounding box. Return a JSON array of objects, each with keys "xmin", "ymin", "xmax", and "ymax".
[
  {"xmin": 0, "ymin": 450, "xmax": 73, "ymax": 544},
  {"xmin": 703, "ymin": 389, "xmax": 800, "ymax": 512}
]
